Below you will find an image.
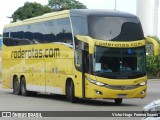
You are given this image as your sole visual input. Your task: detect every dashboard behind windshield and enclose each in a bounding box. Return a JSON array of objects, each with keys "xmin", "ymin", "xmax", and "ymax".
[{"xmin": 93, "ymin": 46, "xmax": 146, "ymax": 79}]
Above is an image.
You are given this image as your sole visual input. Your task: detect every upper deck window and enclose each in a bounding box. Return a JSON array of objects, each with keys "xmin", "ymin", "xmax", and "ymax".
[{"xmin": 88, "ymin": 16, "xmax": 144, "ymax": 41}]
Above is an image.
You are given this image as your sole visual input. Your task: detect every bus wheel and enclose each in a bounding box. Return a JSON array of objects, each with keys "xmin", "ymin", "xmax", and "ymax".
[
  {"xmin": 114, "ymin": 99, "xmax": 122, "ymax": 105},
  {"xmin": 66, "ymin": 81, "xmax": 77, "ymax": 103},
  {"xmin": 13, "ymin": 77, "xmax": 21, "ymax": 95},
  {"xmin": 20, "ymin": 77, "xmax": 30, "ymax": 96}
]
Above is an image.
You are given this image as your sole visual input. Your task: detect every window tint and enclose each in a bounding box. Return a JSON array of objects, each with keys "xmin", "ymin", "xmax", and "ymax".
[
  {"xmin": 56, "ymin": 18, "xmax": 73, "ymax": 43},
  {"xmin": 3, "ymin": 26, "xmax": 25, "ymax": 46},
  {"xmin": 43, "ymin": 20, "xmax": 56, "ymax": 43},
  {"xmin": 3, "ymin": 17, "xmax": 73, "ymax": 46},
  {"xmin": 71, "ymin": 16, "xmax": 88, "ymax": 36},
  {"xmin": 71, "ymin": 16, "xmax": 88, "ymax": 50},
  {"xmin": 93, "ymin": 46, "xmax": 146, "ymax": 79},
  {"xmin": 88, "ymin": 16, "xmax": 144, "ymax": 41}
]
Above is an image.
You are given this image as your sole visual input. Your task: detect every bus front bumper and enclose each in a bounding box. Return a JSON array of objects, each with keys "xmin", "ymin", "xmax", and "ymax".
[{"xmin": 85, "ymin": 83, "xmax": 147, "ymax": 99}]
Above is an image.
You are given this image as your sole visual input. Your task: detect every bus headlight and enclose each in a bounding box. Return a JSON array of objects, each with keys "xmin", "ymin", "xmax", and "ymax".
[
  {"xmin": 139, "ymin": 81, "xmax": 147, "ymax": 86},
  {"xmin": 86, "ymin": 77, "xmax": 105, "ymax": 86}
]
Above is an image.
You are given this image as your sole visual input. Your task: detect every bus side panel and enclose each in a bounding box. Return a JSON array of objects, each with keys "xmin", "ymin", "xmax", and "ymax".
[
  {"xmin": 26, "ymin": 59, "xmax": 45, "ymax": 92},
  {"xmin": 72, "ymin": 68, "xmax": 83, "ymax": 98},
  {"xmin": 45, "ymin": 58, "xmax": 59, "ymax": 94},
  {"xmin": 2, "ymin": 60, "xmax": 12, "ymax": 89},
  {"xmin": 54, "ymin": 58, "xmax": 75, "ymax": 95}
]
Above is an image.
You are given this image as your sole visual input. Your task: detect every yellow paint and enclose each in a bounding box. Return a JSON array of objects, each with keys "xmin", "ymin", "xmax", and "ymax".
[
  {"xmin": 145, "ymin": 37, "xmax": 159, "ymax": 56},
  {"xmin": 2, "ymin": 10, "xmax": 148, "ymax": 100},
  {"xmin": 76, "ymin": 35, "xmax": 146, "ymax": 54}
]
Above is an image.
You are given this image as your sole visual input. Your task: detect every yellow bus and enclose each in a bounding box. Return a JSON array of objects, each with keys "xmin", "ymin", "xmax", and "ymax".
[{"xmin": 2, "ymin": 9, "xmax": 159, "ymax": 104}]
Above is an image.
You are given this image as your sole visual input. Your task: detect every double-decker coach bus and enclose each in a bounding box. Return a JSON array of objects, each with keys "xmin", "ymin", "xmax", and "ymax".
[{"xmin": 2, "ymin": 9, "xmax": 159, "ymax": 104}]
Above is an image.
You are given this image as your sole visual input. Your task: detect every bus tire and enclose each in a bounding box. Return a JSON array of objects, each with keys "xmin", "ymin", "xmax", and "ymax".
[
  {"xmin": 114, "ymin": 99, "xmax": 122, "ymax": 105},
  {"xmin": 66, "ymin": 81, "xmax": 77, "ymax": 103},
  {"xmin": 20, "ymin": 77, "xmax": 30, "ymax": 96},
  {"xmin": 13, "ymin": 76, "xmax": 21, "ymax": 95},
  {"xmin": 30, "ymin": 91, "xmax": 37, "ymax": 96}
]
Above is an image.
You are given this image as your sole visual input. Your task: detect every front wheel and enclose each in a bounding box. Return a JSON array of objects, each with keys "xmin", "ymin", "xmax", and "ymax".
[
  {"xmin": 114, "ymin": 99, "xmax": 123, "ymax": 105},
  {"xmin": 66, "ymin": 81, "xmax": 77, "ymax": 103}
]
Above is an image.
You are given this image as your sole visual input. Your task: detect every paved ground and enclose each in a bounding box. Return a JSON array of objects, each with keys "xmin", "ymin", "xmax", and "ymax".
[{"xmin": 0, "ymin": 80, "xmax": 160, "ymax": 120}]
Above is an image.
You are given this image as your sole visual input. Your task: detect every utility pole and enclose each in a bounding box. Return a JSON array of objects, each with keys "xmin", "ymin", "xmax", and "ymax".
[
  {"xmin": 114, "ymin": 0, "xmax": 117, "ymax": 10},
  {"xmin": 7, "ymin": 16, "xmax": 12, "ymax": 23}
]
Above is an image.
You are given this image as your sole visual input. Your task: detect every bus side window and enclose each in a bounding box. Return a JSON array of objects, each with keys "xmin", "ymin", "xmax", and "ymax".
[
  {"xmin": 75, "ymin": 50, "xmax": 82, "ymax": 71},
  {"xmin": 75, "ymin": 50, "xmax": 89, "ymax": 73},
  {"xmin": 3, "ymin": 37, "xmax": 14, "ymax": 46}
]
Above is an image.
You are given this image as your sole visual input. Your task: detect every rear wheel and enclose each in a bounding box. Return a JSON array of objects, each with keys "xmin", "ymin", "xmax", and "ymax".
[
  {"xmin": 66, "ymin": 81, "xmax": 77, "ymax": 103},
  {"xmin": 13, "ymin": 77, "xmax": 21, "ymax": 95},
  {"xmin": 30, "ymin": 91, "xmax": 37, "ymax": 96},
  {"xmin": 20, "ymin": 77, "xmax": 30, "ymax": 96},
  {"xmin": 114, "ymin": 99, "xmax": 123, "ymax": 105}
]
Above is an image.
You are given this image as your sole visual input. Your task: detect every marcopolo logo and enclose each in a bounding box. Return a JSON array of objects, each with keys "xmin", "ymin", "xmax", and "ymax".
[{"xmin": 11, "ymin": 48, "xmax": 60, "ymax": 59}]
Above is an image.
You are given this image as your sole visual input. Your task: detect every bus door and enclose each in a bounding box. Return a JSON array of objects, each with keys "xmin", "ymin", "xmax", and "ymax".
[{"xmin": 75, "ymin": 48, "xmax": 89, "ymax": 98}]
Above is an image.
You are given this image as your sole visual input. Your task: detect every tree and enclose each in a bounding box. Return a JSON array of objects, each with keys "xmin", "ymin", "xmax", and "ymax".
[
  {"xmin": 12, "ymin": 2, "xmax": 53, "ymax": 22},
  {"xmin": 146, "ymin": 36, "xmax": 160, "ymax": 77},
  {"xmin": 0, "ymin": 34, "xmax": 2, "ymax": 37},
  {"xmin": 48, "ymin": 0, "xmax": 87, "ymax": 11}
]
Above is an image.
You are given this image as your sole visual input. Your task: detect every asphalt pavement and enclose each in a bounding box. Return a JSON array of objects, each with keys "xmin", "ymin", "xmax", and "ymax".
[{"xmin": 0, "ymin": 79, "xmax": 160, "ymax": 120}]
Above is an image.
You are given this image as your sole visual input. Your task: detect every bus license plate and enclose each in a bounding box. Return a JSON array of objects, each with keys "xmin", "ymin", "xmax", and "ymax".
[{"xmin": 117, "ymin": 94, "xmax": 127, "ymax": 98}]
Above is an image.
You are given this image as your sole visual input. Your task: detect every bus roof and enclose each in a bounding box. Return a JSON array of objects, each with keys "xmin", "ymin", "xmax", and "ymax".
[
  {"xmin": 4, "ymin": 9, "xmax": 137, "ymax": 28},
  {"xmin": 70, "ymin": 9, "xmax": 137, "ymax": 18},
  {"xmin": 4, "ymin": 10, "xmax": 70, "ymax": 28}
]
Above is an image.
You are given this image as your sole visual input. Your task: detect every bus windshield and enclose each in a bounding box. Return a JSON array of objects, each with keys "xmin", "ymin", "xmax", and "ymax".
[
  {"xmin": 93, "ymin": 46, "xmax": 146, "ymax": 79},
  {"xmin": 88, "ymin": 16, "xmax": 144, "ymax": 41}
]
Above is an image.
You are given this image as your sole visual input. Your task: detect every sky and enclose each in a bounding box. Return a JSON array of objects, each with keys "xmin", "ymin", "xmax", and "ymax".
[{"xmin": 0, "ymin": 0, "xmax": 137, "ymax": 34}]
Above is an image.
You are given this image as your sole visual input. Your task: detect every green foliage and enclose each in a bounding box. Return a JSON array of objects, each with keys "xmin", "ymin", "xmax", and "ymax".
[
  {"xmin": 0, "ymin": 34, "xmax": 2, "ymax": 37},
  {"xmin": 12, "ymin": 2, "xmax": 53, "ymax": 22},
  {"xmin": 147, "ymin": 54, "xmax": 160, "ymax": 77},
  {"xmin": 147, "ymin": 36, "xmax": 160, "ymax": 44},
  {"xmin": 146, "ymin": 36, "xmax": 160, "ymax": 77},
  {"xmin": 48, "ymin": 0, "xmax": 87, "ymax": 11}
]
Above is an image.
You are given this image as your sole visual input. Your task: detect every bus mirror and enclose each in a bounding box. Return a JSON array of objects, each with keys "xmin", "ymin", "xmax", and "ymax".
[
  {"xmin": 145, "ymin": 37, "xmax": 159, "ymax": 56},
  {"xmin": 76, "ymin": 35, "xmax": 95, "ymax": 54}
]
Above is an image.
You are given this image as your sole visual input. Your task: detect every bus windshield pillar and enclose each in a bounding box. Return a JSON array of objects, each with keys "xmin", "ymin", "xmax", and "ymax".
[{"xmin": 82, "ymin": 50, "xmax": 85, "ymax": 98}]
